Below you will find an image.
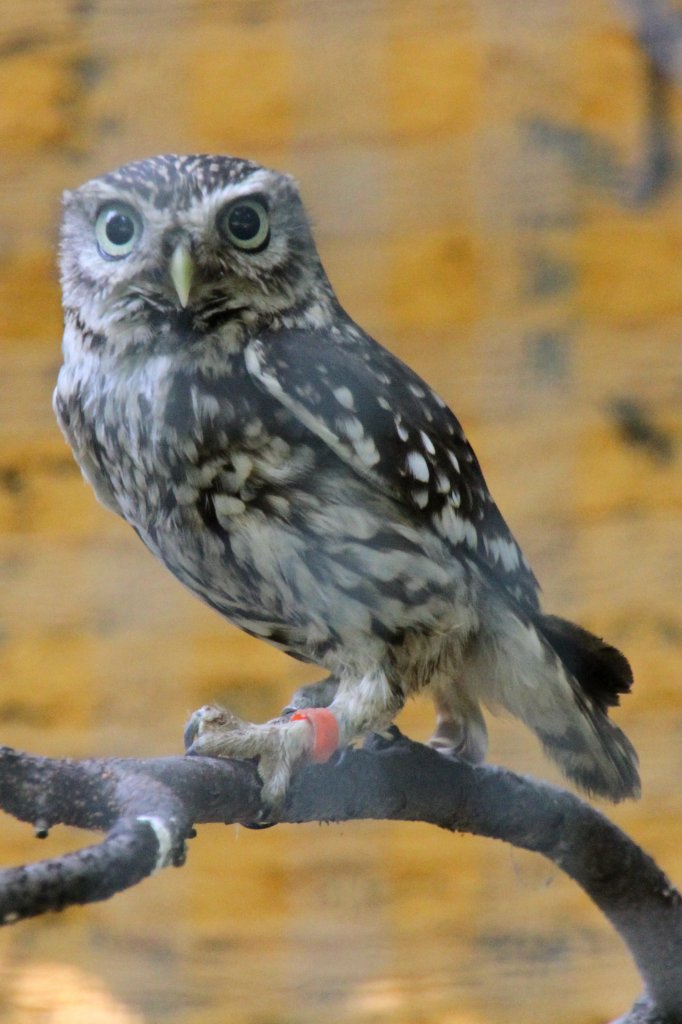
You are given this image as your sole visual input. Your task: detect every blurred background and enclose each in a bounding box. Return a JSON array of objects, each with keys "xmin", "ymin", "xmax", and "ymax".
[{"xmin": 0, "ymin": 1, "xmax": 681, "ymax": 1021}]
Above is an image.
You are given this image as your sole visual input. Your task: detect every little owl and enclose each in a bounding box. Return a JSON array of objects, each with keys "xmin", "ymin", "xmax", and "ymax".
[{"xmin": 55, "ymin": 154, "xmax": 639, "ymax": 808}]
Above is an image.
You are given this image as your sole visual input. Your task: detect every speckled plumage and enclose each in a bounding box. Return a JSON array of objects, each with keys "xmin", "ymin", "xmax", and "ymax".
[{"xmin": 55, "ymin": 154, "xmax": 640, "ymax": 805}]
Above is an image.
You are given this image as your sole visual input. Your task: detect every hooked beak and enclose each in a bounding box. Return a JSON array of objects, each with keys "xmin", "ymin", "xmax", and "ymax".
[{"xmin": 169, "ymin": 243, "xmax": 194, "ymax": 308}]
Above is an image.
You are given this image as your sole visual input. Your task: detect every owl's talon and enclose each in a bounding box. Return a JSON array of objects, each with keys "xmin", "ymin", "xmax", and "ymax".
[
  {"xmin": 183, "ymin": 706, "xmax": 207, "ymax": 752},
  {"xmin": 183, "ymin": 703, "xmax": 337, "ymax": 807},
  {"xmin": 328, "ymin": 745, "xmax": 352, "ymax": 768},
  {"xmin": 363, "ymin": 725, "xmax": 407, "ymax": 752},
  {"xmin": 241, "ymin": 818, "xmax": 278, "ymax": 830}
]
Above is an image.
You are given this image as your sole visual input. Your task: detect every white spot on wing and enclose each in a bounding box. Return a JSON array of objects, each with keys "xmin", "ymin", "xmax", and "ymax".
[
  {"xmin": 333, "ymin": 386, "xmax": 355, "ymax": 410},
  {"xmin": 447, "ymin": 450, "xmax": 461, "ymax": 473},
  {"xmin": 486, "ymin": 535, "xmax": 520, "ymax": 572},
  {"xmin": 353, "ymin": 436, "xmax": 380, "ymax": 467},
  {"xmin": 406, "ymin": 451, "xmax": 430, "ymax": 482},
  {"xmin": 395, "ymin": 418, "xmax": 409, "ymax": 442},
  {"xmin": 436, "ymin": 505, "xmax": 478, "ymax": 550},
  {"xmin": 304, "ymin": 302, "xmax": 329, "ymax": 328},
  {"xmin": 419, "ymin": 430, "xmax": 436, "ymax": 455},
  {"xmin": 435, "ymin": 471, "xmax": 451, "ymax": 494},
  {"xmin": 338, "ymin": 416, "xmax": 365, "ymax": 441}
]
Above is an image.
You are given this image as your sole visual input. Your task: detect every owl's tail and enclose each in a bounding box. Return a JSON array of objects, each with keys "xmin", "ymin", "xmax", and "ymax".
[
  {"xmin": 532, "ymin": 613, "xmax": 640, "ymax": 801},
  {"xmin": 475, "ymin": 607, "xmax": 640, "ymax": 802}
]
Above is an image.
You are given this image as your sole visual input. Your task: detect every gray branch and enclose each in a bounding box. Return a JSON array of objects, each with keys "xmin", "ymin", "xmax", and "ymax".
[{"xmin": 0, "ymin": 732, "xmax": 680, "ymax": 1023}]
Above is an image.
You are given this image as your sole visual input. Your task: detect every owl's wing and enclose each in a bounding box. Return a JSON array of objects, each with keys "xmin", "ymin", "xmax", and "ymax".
[{"xmin": 244, "ymin": 327, "xmax": 540, "ymax": 610}]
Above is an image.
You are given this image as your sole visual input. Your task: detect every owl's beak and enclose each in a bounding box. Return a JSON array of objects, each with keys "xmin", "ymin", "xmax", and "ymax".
[{"xmin": 169, "ymin": 243, "xmax": 194, "ymax": 308}]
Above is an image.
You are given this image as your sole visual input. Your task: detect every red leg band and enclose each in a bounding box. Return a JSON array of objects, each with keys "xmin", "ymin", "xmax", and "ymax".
[{"xmin": 291, "ymin": 708, "xmax": 340, "ymax": 763}]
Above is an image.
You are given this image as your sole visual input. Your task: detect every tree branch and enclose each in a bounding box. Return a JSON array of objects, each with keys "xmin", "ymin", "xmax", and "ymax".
[{"xmin": 0, "ymin": 733, "xmax": 680, "ymax": 1023}]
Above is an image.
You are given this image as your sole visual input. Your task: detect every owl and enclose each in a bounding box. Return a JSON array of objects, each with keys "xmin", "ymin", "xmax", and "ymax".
[{"xmin": 55, "ymin": 154, "xmax": 639, "ymax": 808}]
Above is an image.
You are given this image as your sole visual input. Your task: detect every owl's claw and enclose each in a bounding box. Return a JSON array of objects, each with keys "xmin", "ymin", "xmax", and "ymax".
[
  {"xmin": 362, "ymin": 724, "xmax": 408, "ymax": 752},
  {"xmin": 184, "ymin": 703, "xmax": 339, "ymax": 808}
]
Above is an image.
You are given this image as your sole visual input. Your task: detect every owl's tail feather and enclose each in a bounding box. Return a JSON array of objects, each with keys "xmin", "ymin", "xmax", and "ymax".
[
  {"xmin": 533, "ymin": 613, "xmax": 640, "ymax": 803},
  {"xmin": 536, "ymin": 613, "xmax": 633, "ymax": 711},
  {"xmin": 476, "ymin": 606, "xmax": 640, "ymax": 802}
]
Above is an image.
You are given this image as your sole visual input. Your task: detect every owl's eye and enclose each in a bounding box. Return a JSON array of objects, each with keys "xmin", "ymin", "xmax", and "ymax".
[
  {"xmin": 95, "ymin": 202, "xmax": 142, "ymax": 259},
  {"xmin": 216, "ymin": 197, "xmax": 270, "ymax": 252}
]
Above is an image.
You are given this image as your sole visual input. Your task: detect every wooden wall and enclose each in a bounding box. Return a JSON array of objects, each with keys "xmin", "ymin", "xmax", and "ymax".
[{"xmin": 0, "ymin": 2, "xmax": 680, "ymax": 1022}]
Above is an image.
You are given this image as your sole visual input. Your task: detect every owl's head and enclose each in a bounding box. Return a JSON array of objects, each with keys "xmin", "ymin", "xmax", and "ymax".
[{"xmin": 60, "ymin": 154, "xmax": 333, "ymax": 339}]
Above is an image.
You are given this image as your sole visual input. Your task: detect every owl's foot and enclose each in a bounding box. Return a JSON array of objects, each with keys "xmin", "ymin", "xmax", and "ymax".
[
  {"xmin": 184, "ymin": 704, "xmax": 339, "ymax": 808},
  {"xmin": 427, "ymin": 711, "xmax": 488, "ymax": 765}
]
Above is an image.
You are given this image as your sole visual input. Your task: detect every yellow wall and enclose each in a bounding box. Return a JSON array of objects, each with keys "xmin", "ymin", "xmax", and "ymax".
[{"xmin": 0, "ymin": 3, "xmax": 680, "ymax": 1022}]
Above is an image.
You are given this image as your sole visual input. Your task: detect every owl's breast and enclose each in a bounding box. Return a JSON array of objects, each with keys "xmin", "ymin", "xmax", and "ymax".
[{"xmin": 54, "ymin": 348, "xmax": 130, "ymax": 517}]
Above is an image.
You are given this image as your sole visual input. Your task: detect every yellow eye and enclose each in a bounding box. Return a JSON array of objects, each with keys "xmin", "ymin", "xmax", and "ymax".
[
  {"xmin": 95, "ymin": 202, "xmax": 142, "ymax": 258},
  {"xmin": 216, "ymin": 197, "xmax": 270, "ymax": 252}
]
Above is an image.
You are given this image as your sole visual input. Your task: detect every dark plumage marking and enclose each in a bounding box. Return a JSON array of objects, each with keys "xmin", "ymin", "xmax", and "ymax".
[
  {"xmin": 199, "ymin": 305, "xmax": 249, "ymax": 333},
  {"xmin": 164, "ymin": 372, "xmax": 197, "ymax": 436},
  {"xmin": 196, "ymin": 489, "xmax": 225, "ymax": 536},
  {"xmin": 370, "ymin": 616, "xmax": 405, "ymax": 646},
  {"xmin": 267, "ymin": 627, "xmax": 292, "ymax": 648},
  {"xmin": 54, "ymin": 391, "xmax": 70, "ymax": 429},
  {"xmin": 70, "ymin": 311, "xmax": 106, "ymax": 352},
  {"xmin": 536, "ymin": 614, "xmax": 633, "ymax": 712}
]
